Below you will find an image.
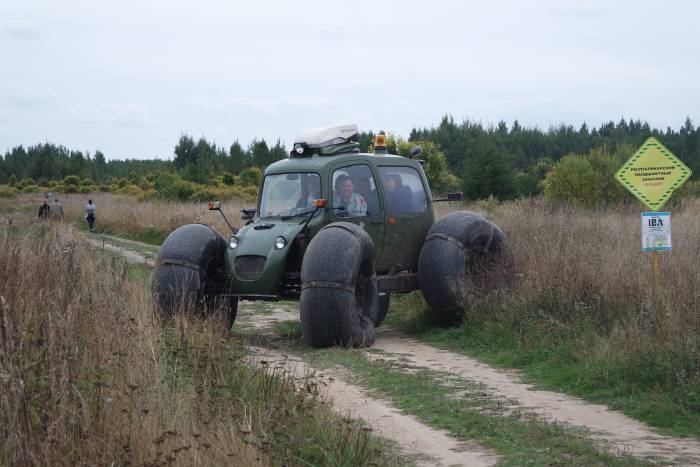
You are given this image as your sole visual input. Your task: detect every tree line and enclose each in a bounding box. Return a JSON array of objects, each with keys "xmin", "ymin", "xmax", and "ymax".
[{"xmin": 1, "ymin": 116, "xmax": 698, "ymax": 202}]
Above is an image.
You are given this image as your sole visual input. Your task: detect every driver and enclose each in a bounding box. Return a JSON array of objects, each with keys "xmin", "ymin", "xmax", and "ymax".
[{"xmin": 333, "ymin": 174, "xmax": 367, "ymax": 217}]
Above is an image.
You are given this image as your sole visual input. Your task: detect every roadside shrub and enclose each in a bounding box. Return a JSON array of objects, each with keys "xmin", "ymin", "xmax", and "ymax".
[
  {"xmin": 8, "ymin": 175, "xmax": 17, "ymax": 187},
  {"xmin": 99, "ymin": 184, "xmax": 111, "ymax": 192},
  {"xmin": 80, "ymin": 178, "xmax": 95, "ymax": 186},
  {"xmin": 79, "ymin": 185, "xmax": 92, "ymax": 194},
  {"xmin": 47, "ymin": 180, "xmax": 57, "ymax": 188},
  {"xmin": 0, "ymin": 185, "xmax": 17, "ymax": 198},
  {"xmin": 63, "ymin": 184, "xmax": 79, "ymax": 193},
  {"xmin": 37, "ymin": 177, "xmax": 49, "ymax": 186}
]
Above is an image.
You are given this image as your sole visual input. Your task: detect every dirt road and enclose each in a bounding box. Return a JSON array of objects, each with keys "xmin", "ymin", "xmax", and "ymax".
[{"xmin": 91, "ymin": 234, "xmax": 700, "ymax": 466}]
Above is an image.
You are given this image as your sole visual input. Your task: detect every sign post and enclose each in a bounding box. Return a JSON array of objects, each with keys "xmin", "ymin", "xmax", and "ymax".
[{"xmin": 615, "ymin": 137, "xmax": 691, "ymax": 299}]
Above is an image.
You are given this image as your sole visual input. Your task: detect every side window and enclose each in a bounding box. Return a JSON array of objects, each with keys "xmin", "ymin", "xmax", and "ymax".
[
  {"xmin": 379, "ymin": 166, "xmax": 427, "ymax": 214},
  {"xmin": 332, "ymin": 165, "xmax": 381, "ymax": 218}
]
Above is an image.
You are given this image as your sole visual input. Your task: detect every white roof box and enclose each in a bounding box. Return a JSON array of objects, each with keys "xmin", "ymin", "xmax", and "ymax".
[{"xmin": 294, "ymin": 124, "xmax": 358, "ymax": 148}]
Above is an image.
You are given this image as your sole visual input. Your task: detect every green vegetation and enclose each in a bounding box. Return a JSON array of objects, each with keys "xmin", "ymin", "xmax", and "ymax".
[
  {"xmin": 273, "ymin": 319, "xmax": 303, "ymax": 339},
  {"xmin": 310, "ymin": 348, "xmax": 645, "ymax": 466},
  {"xmin": 0, "ymin": 220, "xmax": 401, "ymax": 466},
  {"xmin": 3, "ymin": 116, "xmax": 700, "ymax": 204},
  {"xmin": 386, "ymin": 291, "xmax": 700, "ymax": 439}
]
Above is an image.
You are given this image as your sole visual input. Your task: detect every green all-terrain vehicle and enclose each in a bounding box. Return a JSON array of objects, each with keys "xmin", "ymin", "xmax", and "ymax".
[{"xmin": 154, "ymin": 124, "xmax": 511, "ymax": 347}]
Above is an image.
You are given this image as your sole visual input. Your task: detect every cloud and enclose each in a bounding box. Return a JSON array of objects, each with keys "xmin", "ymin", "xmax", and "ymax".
[{"xmin": 2, "ymin": 21, "xmax": 41, "ymax": 40}]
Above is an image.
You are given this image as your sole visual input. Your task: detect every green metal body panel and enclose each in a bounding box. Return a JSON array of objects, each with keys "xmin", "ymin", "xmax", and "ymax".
[{"xmin": 225, "ymin": 151, "xmax": 435, "ymax": 298}]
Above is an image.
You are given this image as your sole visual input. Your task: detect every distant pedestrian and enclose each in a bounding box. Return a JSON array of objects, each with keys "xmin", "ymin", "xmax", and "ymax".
[
  {"xmin": 84, "ymin": 199, "xmax": 96, "ymax": 232},
  {"xmin": 36, "ymin": 199, "xmax": 50, "ymax": 220},
  {"xmin": 49, "ymin": 198, "xmax": 64, "ymax": 221}
]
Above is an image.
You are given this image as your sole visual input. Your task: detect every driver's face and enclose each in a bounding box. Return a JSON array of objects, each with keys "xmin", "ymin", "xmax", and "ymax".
[{"xmin": 340, "ymin": 180, "xmax": 354, "ymax": 200}]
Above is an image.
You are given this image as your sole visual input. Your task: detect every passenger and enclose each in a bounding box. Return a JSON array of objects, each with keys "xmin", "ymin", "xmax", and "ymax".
[
  {"xmin": 383, "ymin": 174, "xmax": 412, "ymax": 213},
  {"xmin": 354, "ymin": 176, "xmax": 380, "ymax": 216},
  {"xmin": 333, "ymin": 174, "xmax": 367, "ymax": 217}
]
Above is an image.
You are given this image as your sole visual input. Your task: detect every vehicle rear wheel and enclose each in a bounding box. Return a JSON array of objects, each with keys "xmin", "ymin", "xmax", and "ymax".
[
  {"xmin": 153, "ymin": 224, "xmax": 235, "ymax": 328},
  {"xmin": 418, "ymin": 211, "xmax": 512, "ymax": 326},
  {"xmin": 300, "ymin": 222, "xmax": 378, "ymax": 348}
]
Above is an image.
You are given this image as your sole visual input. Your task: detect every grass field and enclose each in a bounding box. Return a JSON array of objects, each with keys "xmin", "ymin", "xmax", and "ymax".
[
  {"xmin": 0, "ymin": 218, "xmax": 400, "ymax": 466},
  {"xmin": 3, "ymin": 191, "xmax": 699, "ymax": 441}
]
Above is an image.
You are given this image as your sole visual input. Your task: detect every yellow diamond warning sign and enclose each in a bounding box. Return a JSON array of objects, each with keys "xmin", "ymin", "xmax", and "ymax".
[{"xmin": 615, "ymin": 137, "xmax": 692, "ymax": 211}]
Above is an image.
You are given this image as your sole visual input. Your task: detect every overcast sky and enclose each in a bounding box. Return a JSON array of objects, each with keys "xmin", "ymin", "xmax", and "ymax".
[{"xmin": 1, "ymin": 0, "xmax": 698, "ymax": 160}]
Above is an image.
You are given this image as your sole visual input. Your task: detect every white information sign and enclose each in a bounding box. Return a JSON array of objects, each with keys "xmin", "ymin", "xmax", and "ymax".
[{"xmin": 641, "ymin": 212, "xmax": 671, "ymax": 252}]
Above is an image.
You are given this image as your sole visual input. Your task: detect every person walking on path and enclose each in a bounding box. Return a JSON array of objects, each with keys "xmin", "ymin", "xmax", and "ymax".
[
  {"xmin": 36, "ymin": 199, "xmax": 50, "ymax": 220},
  {"xmin": 84, "ymin": 199, "xmax": 96, "ymax": 232},
  {"xmin": 49, "ymin": 198, "xmax": 64, "ymax": 221}
]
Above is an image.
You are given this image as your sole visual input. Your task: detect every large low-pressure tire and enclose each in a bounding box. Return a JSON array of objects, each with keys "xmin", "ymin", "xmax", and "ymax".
[
  {"xmin": 418, "ymin": 211, "xmax": 512, "ymax": 326},
  {"xmin": 153, "ymin": 224, "xmax": 237, "ymax": 328},
  {"xmin": 300, "ymin": 222, "xmax": 379, "ymax": 348}
]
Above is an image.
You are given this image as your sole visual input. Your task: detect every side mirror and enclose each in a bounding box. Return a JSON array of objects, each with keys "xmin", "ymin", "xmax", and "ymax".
[
  {"xmin": 447, "ymin": 192, "xmax": 464, "ymax": 201},
  {"xmin": 410, "ymin": 146, "xmax": 422, "ymax": 157},
  {"xmin": 241, "ymin": 207, "xmax": 257, "ymax": 220},
  {"xmin": 208, "ymin": 201, "xmax": 221, "ymax": 210}
]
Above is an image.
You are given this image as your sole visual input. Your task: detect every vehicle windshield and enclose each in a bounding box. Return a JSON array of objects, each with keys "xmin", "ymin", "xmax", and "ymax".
[{"xmin": 259, "ymin": 173, "xmax": 321, "ymax": 218}]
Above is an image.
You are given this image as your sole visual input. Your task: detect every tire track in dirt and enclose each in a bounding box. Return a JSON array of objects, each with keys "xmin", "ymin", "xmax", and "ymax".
[
  {"xmin": 243, "ymin": 304, "xmax": 700, "ymax": 466},
  {"xmin": 88, "ymin": 235, "xmax": 500, "ymax": 466},
  {"xmin": 245, "ymin": 345, "xmax": 499, "ymax": 467}
]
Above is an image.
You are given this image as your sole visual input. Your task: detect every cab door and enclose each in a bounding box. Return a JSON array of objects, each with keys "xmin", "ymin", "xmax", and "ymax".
[
  {"xmin": 330, "ymin": 163, "xmax": 385, "ymax": 260},
  {"xmin": 377, "ymin": 165, "xmax": 433, "ymax": 272}
]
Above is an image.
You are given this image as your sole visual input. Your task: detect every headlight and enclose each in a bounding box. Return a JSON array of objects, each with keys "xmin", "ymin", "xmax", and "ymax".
[
  {"xmin": 229, "ymin": 236, "xmax": 239, "ymax": 249},
  {"xmin": 274, "ymin": 236, "xmax": 286, "ymax": 250}
]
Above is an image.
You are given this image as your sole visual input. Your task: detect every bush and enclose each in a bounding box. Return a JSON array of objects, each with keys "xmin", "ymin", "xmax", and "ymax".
[
  {"xmin": 47, "ymin": 180, "xmax": 57, "ymax": 188},
  {"xmin": 21, "ymin": 185, "xmax": 40, "ymax": 193},
  {"xmin": 63, "ymin": 184, "xmax": 79, "ymax": 193},
  {"xmin": 20, "ymin": 178, "xmax": 36, "ymax": 189},
  {"xmin": 118, "ymin": 184, "xmax": 144, "ymax": 196},
  {"xmin": 0, "ymin": 185, "xmax": 17, "ymax": 198},
  {"xmin": 37, "ymin": 177, "xmax": 49, "ymax": 187},
  {"xmin": 63, "ymin": 175, "xmax": 81, "ymax": 187},
  {"xmin": 189, "ymin": 187, "xmax": 217, "ymax": 202},
  {"xmin": 240, "ymin": 167, "xmax": 262, "ymax": 187},
  {"xmin": 8, "ymin": 175, "xmax": 17, "ymax": 187},
  {"xmin": 543, "ymin": 147, "xmax": 630, "ymax": 208},
  {"xmin": 79, "ymin": 186, "xmax": 92, "ymax": 194},
  {"xmin": 99, "ymin": 185, "xmax": 111, "ymax": 192},
  {"xmin": 222, "ymin": 172, "xmax": 236, "ymax": 186},
  {"xmin": 80, "ymin": 178, "xmax": 95, "ymax": 186}
]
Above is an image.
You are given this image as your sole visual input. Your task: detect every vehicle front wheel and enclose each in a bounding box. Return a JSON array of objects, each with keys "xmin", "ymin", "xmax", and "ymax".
[
  {"xmin": 299, "ymin": 222, "xmax": 378, "ymax": 348},
  {"xmin": 153, "ymin": 224, "xmax": 236, "ymax": 328}
]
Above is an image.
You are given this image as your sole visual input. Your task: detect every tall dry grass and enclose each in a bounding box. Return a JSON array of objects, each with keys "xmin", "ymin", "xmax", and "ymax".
[
  {"xmin": 435, "ymin": 197, "xmax": 700, "ymax": 394},
  {"xmin": 3, "ymin": 193, "xmax": 250, "ymax": 242},
  {"xmin": 0, "ymin": 218, "xmax": 394, "ymax": 466}
]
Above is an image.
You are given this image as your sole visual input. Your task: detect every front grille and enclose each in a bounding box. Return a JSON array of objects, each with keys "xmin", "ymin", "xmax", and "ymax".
[{"xmin": 234, "ymin": 255, "xmax": 267, "ymax": 281}]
